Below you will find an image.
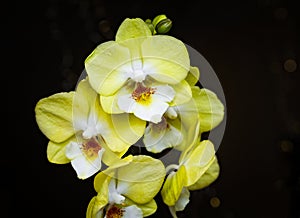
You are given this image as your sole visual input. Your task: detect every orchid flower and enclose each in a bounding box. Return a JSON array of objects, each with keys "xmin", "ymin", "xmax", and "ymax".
[
  {"xmin": 35, "ymin": 78, "xmax": 145, "ymax": 179},
  {"xmin": 141, "ymin": 78, "xmax": 195, "ymax": 153},
  {"xmin": 86, "ymin": 155, "xmax": 166, "ymax": 218},
  {"xmin": 99, "ymin": 76, "xmax": 195, "ymax": 153},
  {"xmin": 142, "ymin": 65, "xmax": 223, "ymax": 153},
  {"xmin": 160, "ymin": 140, "xmax": 218, "ymax": 217},
  {"xmin": 85, "ymin": 18, "xmax": 190, "ymax": 96},
  {"xmin": 84, "ymin": 18, "xmax": 190, "ymax": 123}
]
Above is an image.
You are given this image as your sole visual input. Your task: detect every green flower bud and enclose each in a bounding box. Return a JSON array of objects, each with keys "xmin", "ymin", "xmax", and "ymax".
[
  {"xmin": 152, "ymin": 14, "xmax": 167, "ymax": 28},
  {"xmin": 155, "ymin": 18, "xmax": 172, "ymax": 34},
  {"xmin": 145, "ymin": 19, "xmax": 152, "ymax": 24}
]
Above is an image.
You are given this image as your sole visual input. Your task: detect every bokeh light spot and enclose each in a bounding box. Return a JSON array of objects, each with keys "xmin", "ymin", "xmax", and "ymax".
[
  {"xmin": 279, "ymin": 140, "xmax": 293, "ymax": 152},
  {"xmin": 283, "ymin": 59, "xmax": 297, "ymax": 73},
  {"xmin": 210, "ymin": 196, "xmax": 221, "ymax": 208}
]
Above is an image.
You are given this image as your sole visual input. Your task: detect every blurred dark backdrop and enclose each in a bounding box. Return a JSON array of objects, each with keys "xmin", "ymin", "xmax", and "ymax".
[{"xmin": 5, "ymin": 0, "xmax": 300, "ymax": 217}]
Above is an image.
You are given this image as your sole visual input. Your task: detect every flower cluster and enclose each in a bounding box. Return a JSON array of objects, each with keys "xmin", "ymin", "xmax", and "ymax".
[{"xmin": 35, "ymin": 15, "xmax": 225, "ymax": 218}]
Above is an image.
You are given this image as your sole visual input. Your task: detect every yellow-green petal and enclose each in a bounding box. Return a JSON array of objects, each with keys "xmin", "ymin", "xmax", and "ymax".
[
  {"xmin": 74, "ymin": 79, "xmax": 127, "ymax": 152},
  {"xmin": 182, "ymin": 140, "xmax": 215, "ymax": 186},
  {"xmin": 100, "ymin": 94, "xmax": 124, "ymax": 114},
  {"xmin": 85, "ymin": 41, "xmax": 131, "ymax": 96},
  {"xmin": 125, "ymin": 198, "xmax": 157, "ymax": 217},
  {"xmin": 192, "ymin": 86, "xmax": 225, "ymax": 132},
  {"xmin": 116, "ymin": 18, "xmax": 152, "ymax": 42},
  {"xmin": 116, "ymin": 155, "xmax": 166, "ymax": 204},
  {"xmin": 185, "ymin": 66, "xmax": 200, "ymax": 86},
  {"xmin": 172, "ymin": 92, "xmax": 201, "ymax": 151},
  {"xmin": 46, "ymin": 136, "xmax": 76, "ymax": 164},
  {"xmin": 73, "ymin": 78, "xmax": 98, "ymax": 123},
  {"xmin": 161, "ymin": 166, "xmax": 187, "ymax": 206},
  {"xmin": 35, "ymin": 92, "xmax": 75, "ymax": 143},
  {"xmin": 110, "ymin": 113, "xmax": 146, "ymax": 151},
  {"xmin": 86, "ymin": 196, "xmax": 103, "ymax": 218},
  {"xmin": 93, "ymin": 172, "xmax": 111, "ymax": 200},
  {"xmin": 101, "ymin": 154, "xmax": 134, "ymax": 178},
  {"xmin": 100, "ymin": 81, "xmax": 135, "ymax": 114},
  {"xmin": 101, "ymin": 146, "xmax": 132, "ymax": 170},
  {"xmin": 188, "ymin": 156, "xmax": 220, "ymax": 191},
  {"xmin": 87, "ymin": 172, "xmax": 111, "ymax": 217},
  {"xmin": 170, "ymin": 80, "xmax": 192, "ymax": 106},
  {"xmin": 141, "ymin": 35, "xmax": 190, "ymax": 84},
  {"xmin": 172, "ymin": 116, "xmax": 199, "ymax": 152}
]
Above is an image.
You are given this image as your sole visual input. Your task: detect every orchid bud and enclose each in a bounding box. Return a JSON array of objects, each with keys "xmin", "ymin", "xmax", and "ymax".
[
  {"xmin": 155, "ymin": 18, "xmax": 172, "ymax": 34},
  {"xmin": 152, "ymin": 14, "xmax": 167, "ymax": 28}
]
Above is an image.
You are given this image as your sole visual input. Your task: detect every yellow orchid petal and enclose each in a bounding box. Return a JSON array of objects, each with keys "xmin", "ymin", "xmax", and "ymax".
[
  {"xmin": 94, "ymin": 171, "xmax": 111, "ymax": 195},
  {"xmin": 124, "ymin": 198, "xmax": 157, "ymax": 217},
  {"xmin": 87, "ymin": 171, "xmax": 114, "ymax": 218},
  {"xmin": 100, "ymin": 145, "xmax": 125, "ymax": 168},
  {"xmin": 35, "ymin": 92, "xmax": 75, "ymax": 143},
  {"xmin": 188, "ymin": 156, "xmax": 220, "ymax": 191},
  {"xmin": 185, "ymin": 66, "xmax": 200, "ymax": 86},
  {"xmin": 169, "ymin": 79, "xmax": 192, "ymax": 106},
  {"xmin": 74, "ymin": 78, "xmax": 97, "ymax": 109},
  {"xmin": 100, "ymin": 94, "xmax": 124, "ymax": 114},
  {"xmin": 85, "ymin": 41, "xmax": 131, "ymax": 96},
  {"xmin": 181, "ymin": 140, "xmax": 216, "ymax": 186},
  {"xmin": 85, "ymin": 33, "xmax": 190, "ymax": 97},
  {"xmin": 192, "ymin": 86, "xmax": 225, "ymax": 132},
  {"xmin": 161, "ymin": 166, "xmax": 187, "ymax": 206},
  {"xmin": 86, "ymin": 196, "xmax": 104, "ymax": 218},
  {"xmin": 73, "ymin": 78, "xmax": 106, "ymax": 139},
  {"xmin": 73, "ymin": 78, "xmax": 98, "ymax": 128},
  {"xmin": 172, "ymin": 93, "xmax": 201, "ymax": 151},
  {"xmin": 174, "ymin": 80, "xmax": 224, "ymax": 152},
  {"xmin": 100, "ymin": 81, "xmax": 136, "ymax": 114},
  {"xmin": 170, "ymin": 116, "xmax": 200, "ymax": 152},
  {"xmin": 101, "ymin": 155, "xmax": 134, "ymax": 178},
  {"xmin": 116, "ymin": 155, "xmax": 166, "ymax": 204},
  {"xmin": 73, "ymin": 79, "xmax": 133, "ymax": 152},
  {"xmin": 115, "ymin": 18, "xmax": 152, "ymax": 42},
  {"xmin": 46, "ymin": 136, "xmax": 76, "ymax": 164},
  {"xmin": 108, "ymin": 113, "xmax": 146, "ymax": 152},
  {"xmin": 141, "ymin": 35, "xmax": 190, "ymax": 84}
]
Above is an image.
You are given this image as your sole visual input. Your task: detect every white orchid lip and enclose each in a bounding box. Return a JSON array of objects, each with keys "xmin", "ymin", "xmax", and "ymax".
[
  {"xmin": 143, "ymin": 116, "xmax": 183, "ymax": 153},
  {"xmin": 65, "ymin": 138, "xmax": 105, "ymax": 179},
  {"xmin": 106, "ymin": 204, "xmax": 125, "ymax": 218},
  {"xmin": 81, "ymin": 136, "xmax": 102, "ymax": 161},
  {"xmin": 105, "ymin": 204, "xmax": 144, "ymax": 218},
  {"xmin": 117, "ymin": 82, "xmax": 175, "ymax": 123},
  {"xmin": 131, "ymin": 82, "xmax": 156, "ymax": 104}
]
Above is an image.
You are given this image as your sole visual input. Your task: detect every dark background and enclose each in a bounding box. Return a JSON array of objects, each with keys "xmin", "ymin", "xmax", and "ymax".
[{"xmin": 5, "ymin": 0, "xmax": 300, "ymax": 217}]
